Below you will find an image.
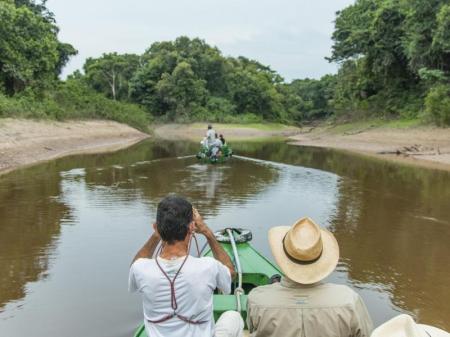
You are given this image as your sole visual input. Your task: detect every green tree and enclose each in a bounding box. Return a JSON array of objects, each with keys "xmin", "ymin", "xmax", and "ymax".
[
  {"xmin": 0, "ymin": 1, "xmax": 76, "ymax": 94},
  {"xmin": 432, "ymin": 4, "xmax": 450, "ymax": 71},
  {"xmin": 328, "ymin": 0, "xmax": 450, "ymax": 120},
  {"xmin": 287, "ymin": 75, "xmax": 336, "ymax": 120},
  {"xmin": 402, "ymin": 0, "xmax": 448, "ymax": 73},
  {"xmin": 155, "ymin": 61, "xmax": 208, "ymax": 120},
  {"xmin": 425, "ymin": 84, "xmax": 450, "ymax": 125},
  {"xmin": 84, "ymin": 53, "xmax": 140, "ymax": 101},
  {"xmin": 226, "ymin": 57, "xmax": 285, "ymax": 120}
]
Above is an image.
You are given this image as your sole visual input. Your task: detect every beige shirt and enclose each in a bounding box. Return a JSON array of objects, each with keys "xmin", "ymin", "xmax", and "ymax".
[{"xmin": 247, "ymin": 278, "xmax": 373, "ymax": 337}]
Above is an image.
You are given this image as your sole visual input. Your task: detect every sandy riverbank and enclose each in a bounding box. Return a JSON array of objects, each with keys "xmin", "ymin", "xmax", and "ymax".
[
  {"xmin": 2, "ymin": 119, "xmax": 448, "ymax": 175},
  {"xmin": 0, "ymin": 119, "xmax": 149, "ymax": 176},
  {"xmin": 290, "ymin": 124, "xmax": 450, "ymax": 171}
]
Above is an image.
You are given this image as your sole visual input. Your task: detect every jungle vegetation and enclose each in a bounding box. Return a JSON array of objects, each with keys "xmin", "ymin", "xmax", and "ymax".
[{"xmin": 1, "ymin": 0, "xmax": 449, "ymax": 128}]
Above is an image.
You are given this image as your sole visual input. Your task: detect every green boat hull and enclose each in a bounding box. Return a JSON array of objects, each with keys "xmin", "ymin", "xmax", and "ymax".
[
  {"xmin": 196, "ymin": 145, "xmax": 233, "ymax": 164},
  {"xmin": 132, "ymin": 241, "xmax": 280, "ymax": 337}
]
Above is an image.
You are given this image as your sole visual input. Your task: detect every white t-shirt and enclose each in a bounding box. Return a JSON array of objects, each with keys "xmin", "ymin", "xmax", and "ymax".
[
  {"xmin": 129, "ymin": 256, "xmax": 231, "ymax": 337},
  {"xmin": 206, "ymin": 129, "xmax": 216, "ymax": 146},
  {"xmin": 213, "ymin": 138, "xmax": 223, "ymax": 148}
]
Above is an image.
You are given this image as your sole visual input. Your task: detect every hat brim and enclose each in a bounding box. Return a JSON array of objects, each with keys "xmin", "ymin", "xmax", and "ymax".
[
  {"xmin": 268, "ymin": 226, "xmax": 339, "ymax": 284},
  {"xmin": 420, "ymin": 325, "xmax": 450, "ymax": 337}
]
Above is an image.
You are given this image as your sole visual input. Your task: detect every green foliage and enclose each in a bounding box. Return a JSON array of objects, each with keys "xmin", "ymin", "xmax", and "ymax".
[
  {"xmin": 424, "ymin": 85, "xmax": 450, "ymax": 126},
  {"xmin": 2, "ymin": 0, "xmax": 449, "ymax": 129},
  {"xmin": 0, "ymin": 0, "xmax": 76, "ymax": 95},
  {"xmin": 84, "ymin": 53, "xmax": 140, "ymax": 101},
  {"xmin": 124, "ymin": 37, "xmax": 288, "ymax": 122},
  {"xmin": 0, "ymin": 78, "xmax": 150, "ymax": 131},
  {"xmin": 155, "ymin": 61, "xmax": 208, "ymax": 120},
  {"xmin": 328, "ymin": 0, "xmax": 450, "ymax": 123},
  {"xmin": 286, "ymin": 75, "xmax": 336, "ymax": 121}
]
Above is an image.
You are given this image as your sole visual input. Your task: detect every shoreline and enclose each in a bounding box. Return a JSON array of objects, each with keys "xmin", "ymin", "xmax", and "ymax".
[
  {"xmin": 1, "ymin": 119, "xmax": 449, "ymax": 176},
  {"xmin": 0, "ymin": 119, "xmax": 149, "ymax": 177},
  {"xmin": 289, "ymin": 124, "xmax": 450, "ymax": 171}
]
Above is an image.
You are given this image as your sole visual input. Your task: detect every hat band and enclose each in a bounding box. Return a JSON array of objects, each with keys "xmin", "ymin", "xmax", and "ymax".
[{"xmin": 282, "ymin": 234, "xmax": 323, "ymax": 265}]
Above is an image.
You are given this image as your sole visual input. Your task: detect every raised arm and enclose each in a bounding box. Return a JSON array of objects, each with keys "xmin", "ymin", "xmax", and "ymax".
[
  {"xmin": 193, "ymin": 209, "xmax": 236, "ymax": 279},
  {"xmin": 131, "ymin": 228, "xmax": 161, "ymax": 265}
]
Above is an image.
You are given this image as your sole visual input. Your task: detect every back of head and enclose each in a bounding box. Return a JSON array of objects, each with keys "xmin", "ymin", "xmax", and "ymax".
[
  {"xmin": 208, "ymin": 124, "xmax": 212, "ymax": 129},
  {"xmin": 156, "ymin": 195, "xmax": 193, "ymax": 244}
]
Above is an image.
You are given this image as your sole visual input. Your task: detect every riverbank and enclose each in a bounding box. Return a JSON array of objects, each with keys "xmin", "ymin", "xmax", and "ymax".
[
  {"xmin": 2, "ymin": 119, "xmax": 448, "ymax": 176},
  {"xmin": 152, "ymin": 123, "xmax": 301, "ymax": 141},
  {"xmin": 290, "ymin": 122, "xmax": 450, "ymax": 171},
  {"xmin": 0, "ymin": 119, "xmax": 149, "ymax": 176}
]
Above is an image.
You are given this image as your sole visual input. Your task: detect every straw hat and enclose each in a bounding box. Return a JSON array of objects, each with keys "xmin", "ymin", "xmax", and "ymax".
[
  {"xmin": 268, "ymin": 217, "xmax": 339, "ymax": 284},
  {"xmin": 371, "ymin": 314, "xmax": 450, "ymax": 337}
]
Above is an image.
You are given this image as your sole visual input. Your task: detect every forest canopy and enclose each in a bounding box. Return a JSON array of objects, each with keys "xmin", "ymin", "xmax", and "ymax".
[{"xmin": 1, "ymin": 0, "xmax": 449, "ymax": 127}]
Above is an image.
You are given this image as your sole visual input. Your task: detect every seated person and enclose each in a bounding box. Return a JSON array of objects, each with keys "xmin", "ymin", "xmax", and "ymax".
[
  {"xmin": 219, "ymin": 134, "xmax": 226, "ymax": 146},
  {"xmin": 129, "ymin": 195, "xmax": 244, "ymax": 337},
  {"xmin": 211, "ymin": 134, "xmax": 223, "ymax": 158},
  {"xmin": 247, "ymin": 217, "xmax": 373, "ymax": 337},
  {"xmin": 371, "ymin": 314, "xmax": 449, "ymax": 337}
]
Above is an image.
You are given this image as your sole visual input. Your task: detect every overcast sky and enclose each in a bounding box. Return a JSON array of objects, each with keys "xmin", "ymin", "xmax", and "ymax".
[{"xmin": 47, "ymin": 0, "xmax": 354, "ymax": 82}]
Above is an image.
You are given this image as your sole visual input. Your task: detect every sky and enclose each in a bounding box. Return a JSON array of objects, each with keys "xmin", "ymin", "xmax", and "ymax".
[{"xmin": 47, "ymin": 0, "xmax": 354, "ymax": 82}]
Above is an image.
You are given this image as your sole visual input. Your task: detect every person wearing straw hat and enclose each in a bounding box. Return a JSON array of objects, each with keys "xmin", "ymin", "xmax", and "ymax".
[
  {"xmin": 247, "ymin": 217, "xmax": 373, "ymax": 337},
  {"xmin": 371, "ymin": 314, "xmax": 449, "ymax": 337}
]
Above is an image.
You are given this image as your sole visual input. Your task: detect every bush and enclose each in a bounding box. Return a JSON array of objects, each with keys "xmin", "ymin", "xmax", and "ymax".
[
  {"xmin": 0, "ymin": 80, "xmax": 151, "ymax": 131},
  {"xmin": 424, "ymin": 85, "xmax": 450, "ymax": 126}
]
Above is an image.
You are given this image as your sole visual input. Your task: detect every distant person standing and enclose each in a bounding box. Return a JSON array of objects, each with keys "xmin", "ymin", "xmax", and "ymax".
[{"xmin": 206, "ymin": 125, "xmax": 216, "ymax": 148}]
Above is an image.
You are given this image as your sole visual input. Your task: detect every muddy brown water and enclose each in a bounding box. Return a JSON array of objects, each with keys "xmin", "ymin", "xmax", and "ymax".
[{"xmin": 0, "ymin": 140, "xmax": 449, "ymax": 337}]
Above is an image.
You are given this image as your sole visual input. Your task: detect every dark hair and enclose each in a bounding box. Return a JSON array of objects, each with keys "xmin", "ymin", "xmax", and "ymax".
[
  {"xmin": 156, "ymin": 195, "xmax": 193, "ymax": 244},
  {"xmin": 208, "ymin": 124, "xmax": 212, "ymax": 129}
]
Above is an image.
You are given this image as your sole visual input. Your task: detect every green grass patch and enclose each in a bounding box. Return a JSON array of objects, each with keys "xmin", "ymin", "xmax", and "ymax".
[{"xmin": 190, "ymin": 122, "xmax": 294, "ymax": 131}]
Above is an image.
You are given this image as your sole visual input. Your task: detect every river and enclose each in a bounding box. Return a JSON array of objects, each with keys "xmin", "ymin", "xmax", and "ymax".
[{"xmin": 0, "ymin": 139, "xmax": 449, "ymax": 337}]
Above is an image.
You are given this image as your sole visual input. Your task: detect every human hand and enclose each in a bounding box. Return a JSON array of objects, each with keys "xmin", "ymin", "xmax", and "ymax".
[{"xmin": 193, "ymin": 208, "xmax": 210, "ymax": 235}]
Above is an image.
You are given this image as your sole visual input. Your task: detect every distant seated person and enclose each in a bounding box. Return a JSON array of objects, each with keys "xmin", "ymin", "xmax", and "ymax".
[
  {"xmin": 247, "ymin": 217, "xmax": 373, "ymax": 337},
  {"xmin": 219, "ymin": 134, "xmax": 226, "ymax": 146},
  {"xmin": 211, "ymin": 134, "xmax": 223, "ymax": 158},
  {"xmin": 371, "ymin": 314, "xmax": 450, "ymax": 337}
]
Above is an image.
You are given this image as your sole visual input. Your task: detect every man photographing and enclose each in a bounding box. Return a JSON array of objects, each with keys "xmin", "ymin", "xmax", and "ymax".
[{"xmin": 129, "ymin": 195, "xmax": 244, "ymax": 337}]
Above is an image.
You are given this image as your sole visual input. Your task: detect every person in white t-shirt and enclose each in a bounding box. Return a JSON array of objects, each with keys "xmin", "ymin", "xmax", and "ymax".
[
  {"xmin": 129, "ymin": 195, "xmax": 244, "ymax": 337},
  {"xmin": 211, "ymin": 134, "xmax": 223, "ymax": 158}
]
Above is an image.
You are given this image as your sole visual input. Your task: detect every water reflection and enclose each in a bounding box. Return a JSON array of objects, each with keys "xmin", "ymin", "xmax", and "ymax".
[
  {"xmin": 0, "ymin": 165, "xmax": 70, "ymax": 311},
  {"xmin": 0, "ymin": 139, "xmax": 448, "ymax": 336},
  {"xmin": 331, "ymin": 162, "xmax": 450, "ymax": 328},
  {"xmin": 235, "ymin": 141, "xmax": 450, "ymax": 328}
]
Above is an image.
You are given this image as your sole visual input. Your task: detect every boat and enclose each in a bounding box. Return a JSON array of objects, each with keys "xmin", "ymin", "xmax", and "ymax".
[
  {"xmin": 196, "ymin": 144, "xmax": 233, "ymax": 164},
  {"xmin": 132, "ymin": 228, "xmax": 281, "ymax": 337}
]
